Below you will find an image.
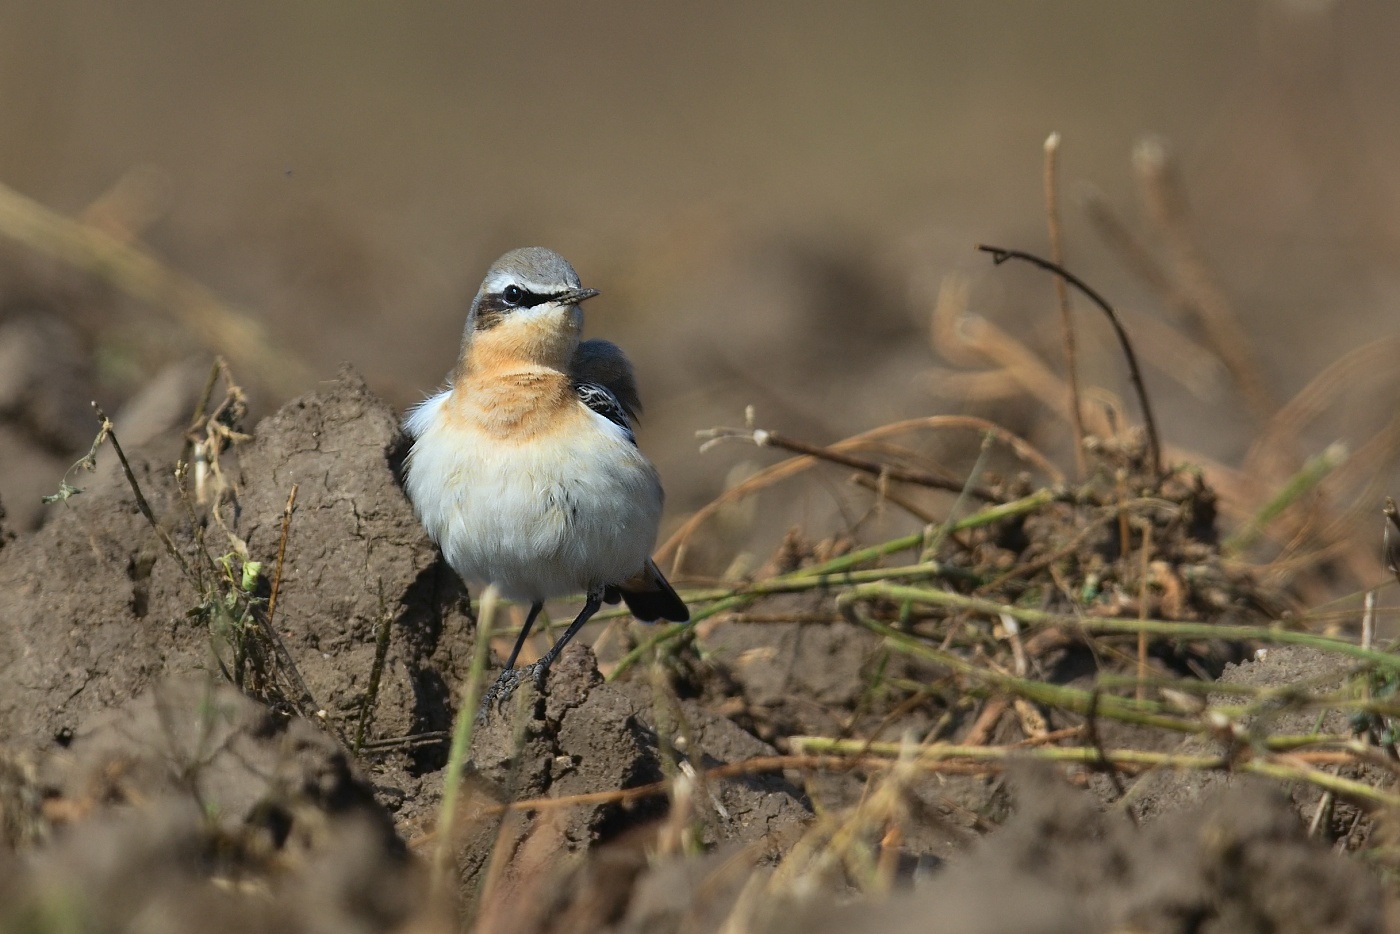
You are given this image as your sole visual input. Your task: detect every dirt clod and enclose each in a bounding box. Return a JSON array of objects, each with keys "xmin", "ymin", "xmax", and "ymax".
[
  {"xmin": 790, "ymin": 769, "xmax": 1385, "ymax": 934},
  {"xmin": 5, "ymin": 678, "xmax": 420, "ymax": 934}
]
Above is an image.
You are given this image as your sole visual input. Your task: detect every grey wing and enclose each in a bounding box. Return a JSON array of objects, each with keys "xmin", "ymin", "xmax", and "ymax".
[
  {"xmin": 571, "ymin": 339, "xmax": 641, "ymax": 422},
  {"xmin": 574, "ymin": 381, "xmax": 636, "ymax": 445}
]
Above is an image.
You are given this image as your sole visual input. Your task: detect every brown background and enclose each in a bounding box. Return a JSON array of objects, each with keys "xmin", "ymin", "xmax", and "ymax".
[{"xmin": 2, "ymin": 0, "xmax": 1398, "ymax": 545}]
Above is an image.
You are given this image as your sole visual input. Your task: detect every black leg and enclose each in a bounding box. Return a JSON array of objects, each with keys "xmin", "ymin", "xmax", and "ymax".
[
  {"xmin": 502, "ymin": 601, "xmax": 544, "ymax": 671},
  {"xmin": 478, "ymin": 591, "xmax": 605, "ymax": 720},
  {"xmin": 477, "ymin": 600, "xmax": 543, "ymax": 719},
  {"xmin": 532, "ymin": 589, "xmax": 604, "ymax": 675}
]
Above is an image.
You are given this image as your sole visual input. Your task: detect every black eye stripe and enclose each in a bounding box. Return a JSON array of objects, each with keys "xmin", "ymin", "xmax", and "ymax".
[
  {"xmin": 499, "ymin": 287, "xmax": 560, "ymax": 308},
  {"xmin": 473, "ymin": 287, "xmax": 566, "ymax": 330}
]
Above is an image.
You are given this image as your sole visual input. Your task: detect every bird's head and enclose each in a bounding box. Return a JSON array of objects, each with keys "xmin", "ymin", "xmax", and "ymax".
[{"xmin": 457, "ymin": 247, "xmax": 599, "ymax": 375}]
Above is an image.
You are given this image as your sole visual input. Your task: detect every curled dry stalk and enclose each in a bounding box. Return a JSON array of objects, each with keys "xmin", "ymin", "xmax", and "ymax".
[{"xmin": 975, "ymin": 244, "xmax": 1163, "ymax": 478}]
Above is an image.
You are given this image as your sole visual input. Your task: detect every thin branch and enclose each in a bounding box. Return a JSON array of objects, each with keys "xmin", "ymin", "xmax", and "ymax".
[
  {"xmin": 664, "ymin": 413, "xmax": 1060, "ymax": 572},
  {"xmin": 976, "ymin": 244, "xmax": 1163, "ymax": 477},
  {"xmin": 698, "ymin": 426, "xmax": 1003, "ymax": 503},
  {"xmin": 93, "ymin": 404, "xmax": 194, "ymax": 581}
]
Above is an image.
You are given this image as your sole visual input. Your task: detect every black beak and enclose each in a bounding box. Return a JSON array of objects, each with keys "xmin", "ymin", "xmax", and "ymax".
[{"xmin": 554, "ymin": 287, "xmax": 600, "ymax": 305}]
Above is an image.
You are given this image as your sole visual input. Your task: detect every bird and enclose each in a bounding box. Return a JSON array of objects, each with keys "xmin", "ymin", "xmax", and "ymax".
[{"xmin": 401, "ymin": 246, "xmax": 689, "ymax": 712}]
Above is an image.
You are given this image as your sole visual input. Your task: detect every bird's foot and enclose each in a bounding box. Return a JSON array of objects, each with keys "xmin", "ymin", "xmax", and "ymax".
[{"xmin": 475, "ymin": 662, "xmax": 550, "ymax": 722}]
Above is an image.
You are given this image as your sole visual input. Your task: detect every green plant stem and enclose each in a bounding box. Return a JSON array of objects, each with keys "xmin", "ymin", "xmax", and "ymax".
[
  {"xmin": 840, "ymin": 582, "xmax": 1400, "ymax": 670},
  {"xmin": 432, "ymin": 584, "xmax": 500, "ymax": 898},
  {"xmin": 609, "ymin": 489, "xmax": 1058, "ymax": 679},
  {"xmin": 788, "ymin": 735, "xmax": 1400, "ymax": 809},
  {"xmin": 1224, "ymin": 443, "xmax": 1347, "ymax": 554},
  {"xmin": 860, "ymin": 614, "xmax": 1193, "ymax": 731}
]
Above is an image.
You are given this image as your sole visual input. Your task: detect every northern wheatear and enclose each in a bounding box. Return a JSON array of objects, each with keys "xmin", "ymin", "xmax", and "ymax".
[{"xmin": 402, "ymin": 247, "xmax": 688, "ymax": 709}]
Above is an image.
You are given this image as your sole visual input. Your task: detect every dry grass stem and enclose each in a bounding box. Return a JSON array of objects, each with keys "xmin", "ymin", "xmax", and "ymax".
[
  {"xmin": 664, "ymin": 414, "xmax": 1059, "ymax": 573},
  {"xmin": 0, "ymin": 177, "xmax": 312, "ymax": 396},
  {"xmin": 1043, "ymin": 132, "xmax": 1087, "ymax": 478},
  {"xmin": 1133, "ymin": 137, "xmax": 1275, "ymax": 420}
]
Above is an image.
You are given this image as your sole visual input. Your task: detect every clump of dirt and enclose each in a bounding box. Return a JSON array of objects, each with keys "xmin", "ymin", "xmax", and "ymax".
[
  {"xmin": 228, "ymin": 365, "xmax": 477, "ymax": 772},
  {"xmin": 1, "ymin": 678, "xmax": 420, "ymax": 933},
  {"xmin": 1129, "ymin": 643, "xmax": 1388, "ymax": 849},
  {"xmin": 0, "ymin": 408, "xmax": 204, "ymax": 748},
  {"xmin": 449, "ymin": 641, "xmax": 812, "ymax": 921},
  {"xmin": 0, "ymin": 367, "xmax": 475, "ymax": 763},
  {"xmin": 783, "ymin": 768, "xmax": 1387, "ymax": 934}
]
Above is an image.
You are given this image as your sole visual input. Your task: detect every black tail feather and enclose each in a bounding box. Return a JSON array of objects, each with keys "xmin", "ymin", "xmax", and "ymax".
[{"xmin": 615, "ymin": 559, "xmax": 689, "ymax": 623}]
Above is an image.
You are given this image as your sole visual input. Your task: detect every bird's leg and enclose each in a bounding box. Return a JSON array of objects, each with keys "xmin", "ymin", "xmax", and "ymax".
[
  {"xmin": 520, "ymin": 589, "xmax": 605, "ymax": 685},
  {"xmin": 479, "ymin": 590, "xmax": 605, "ymax": 719},
  {"xmin": 502, "ymin": 601, "xmax": 545, "ymax": 671},
  {"xmin": 477, "ymin": 601, "xmax": 544, "ymax": 717}
]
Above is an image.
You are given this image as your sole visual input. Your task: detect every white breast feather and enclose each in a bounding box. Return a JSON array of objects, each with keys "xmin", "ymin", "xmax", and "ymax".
[{"xmin": 402, "ymin": 391, "xmax": 663, "ymax": 602}]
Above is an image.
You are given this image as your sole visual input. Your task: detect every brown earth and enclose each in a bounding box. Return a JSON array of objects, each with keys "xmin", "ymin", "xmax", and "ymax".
[{"xmin": 0, "ymin": 370, "xmax": 1391, "ymax": 932}]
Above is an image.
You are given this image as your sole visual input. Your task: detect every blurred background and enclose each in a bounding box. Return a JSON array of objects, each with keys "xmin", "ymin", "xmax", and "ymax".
[{"xmin": 1, "ymin": 0, "xmax": 1397, "ymax": 592}]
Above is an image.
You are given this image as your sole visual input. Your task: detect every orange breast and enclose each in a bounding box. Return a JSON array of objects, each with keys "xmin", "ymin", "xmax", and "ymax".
[
  {"xmin": 446, "ymin": 367, "xmax": 584, "ymax": 442},
  {"xmin": 447, "ymin": 308, "xmax": 589, "ymax": 441}
]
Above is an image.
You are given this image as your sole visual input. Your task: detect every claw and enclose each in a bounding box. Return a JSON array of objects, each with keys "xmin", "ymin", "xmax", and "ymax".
[
  {"xmin": 521, "ymin": 660, "xmax": 548, "ymax": 690},
  {"xmin": 475, "ymin": 667, "xmax": 529, "ymax": 722},
  {"xmin": 474, "ymin": 660, "xmax": 556, "ymax": 722}
]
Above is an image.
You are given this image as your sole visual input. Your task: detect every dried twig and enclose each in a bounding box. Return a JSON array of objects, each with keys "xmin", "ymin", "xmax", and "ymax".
[
  {"xmin": 92, "ymin": 404, "xmax": 193, "ymax": 580},
  {"xmin": 266, "ymin": 484, "xmax": 298, "ymax": 627},
  {"xmin": 698, "ymin": 425, "xmax": 1002, "ymax": 503},
  {"xmin": 665, "ymin": 414, "xmax": 1059, "ymax": 572},
  {"xmin": 1133, "ymin": 138, "xmax": 1275, "ymax": 419},
  {"xmin": 977, "ymin": 244, "xmax": 1163, "ymax": 477}
]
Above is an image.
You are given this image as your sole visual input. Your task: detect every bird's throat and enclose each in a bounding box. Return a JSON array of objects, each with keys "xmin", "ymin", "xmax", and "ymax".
[
  {"xmin": 454, "ymin": 311, "xmax": 577, "ymax": 385},
  {"xmin": 449, "ymin": 314, "xmax": 582, "ymax": 439}
]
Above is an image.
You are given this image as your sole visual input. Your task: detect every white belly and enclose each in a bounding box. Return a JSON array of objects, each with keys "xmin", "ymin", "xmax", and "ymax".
[{"xmin": 403, "ymin": 390, "xmax": 663, "ymax": 601}]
